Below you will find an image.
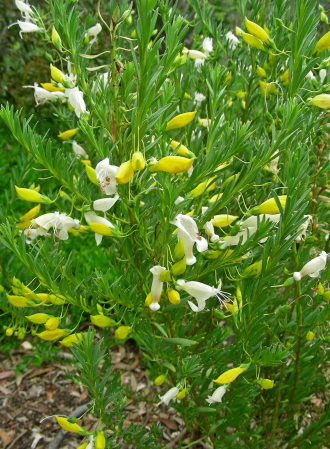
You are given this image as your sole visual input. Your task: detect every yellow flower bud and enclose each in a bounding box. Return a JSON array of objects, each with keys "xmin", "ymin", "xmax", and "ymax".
[
  {"xmin": 148, "ymin": 156, "xmax": 194, "ymax": 174},
  {"xmin": 56, "ymin": 417, "xmax": 86, "ymax": 434},
  {"xmin": 45, "ymin": 317, "xmax": 60, "ymax": 331},
  {"xmin": 131, "ymin": 29, "xmax": 136, "ymax": 38},
  {"xmin": 160, "ymin": 270, "xmax": 171, "ymax": 282},
  {"xmin": 252, "ymin": 195, "xmax": 286, "ymax": 214},
  {"xmin": 317, "ymin": 282, "xmax": 324, "ymax": 295},
  {"xmin": 17, "ymin": 331, "xmax": 25, "ymax": 340},
  {"xmin": 20, "ymin": 204, "xmax": 41, "ymax": 222},
  {"xmin": 52, "ymin": 26, "xmax": 62, "ymax": 51},
  {"xmin": 214, "ymin": 365, "xmax": 248, "ymax": 384},
  {"xmin": 314, "ymin": 30, "xmax": 330, "ymax": 54},
  {"xmin": 60, "ymin": 333, "xmax": 83, "ymax": 347},
  {"xmin": 224, "ymin": 72, "xmax": 232, "ymax": 85},
  {"xmin": 85, "ymin": 165, "xmax": 99, "ymax": 185},
  {"xmin": 58, "ymin": 128, "xmax": 79, "ymax": 139},
  {"xmin": 174, "ymin": 238, "xmax": 185, "ymax": 261},
  {"xmin": 0, "ymin": 285, "xmax": 4, "ymax": 293},
  {"xmin": 40, "ymin": 83, "xmax": 65, "ymax": 92},
  {"xmin": 47, "ymin": 294, "xmax": 66, "ymax": 305},
  {"xmin": 37, "ymin": 329, "xmax": 70, "ymax": 341},
  {"xmin": 189, "ymin": 177, "xmax": 216, "ymax": 198},
  {"xmin": 154, "ymin": 374, "xmax": 166, "ymax": 385},
  {"xmin": 269, "ymin": 54, "xmax": 275, "ymax": 66},
  {"xmin": 170, "ymin": 140, "xmax": 195, "ymax": 158},
  {"xmin": 15, "ymin": 186, "xmax": 51, "ymax": 204},
  {"xmin": 281, "ymin": 69, "xmax": 289, "ymax": 83},
  {"xmin": 132, "ymin": 151, "xmax": 146, "ymax": 170},
  {"xmin": 77, "ymin": 443, "xmax": 89, "ymax": 449},
  {"xmin": 259, "ymin": 81, "xmax": 278, "ymax": 95},
  {"xmin": 90, "ymin": 315, "xmax": 116, "ymax": 327},
  {"xmin": 245, "ymin": 17, "xmax": 270, "ymax": 43},
  {"xmin": 209, "ymin": 193, "xmax": 223, "ymax": 203},
  {"xmin": 237, "ymin": 90, "xmax": 246, "ymax": 99},
  {"xmin": 6, "ymin": 294, "xmax": 35, "ymax": 308},
  {"xmin": 87, "ymin": 222, "xmax": 113, "ymax": 236},
  {"xmin": 6, "ymin": 328, "xmax": 14, "ymax": 337},
  {"xmin": 257, "ymin": 65, "xmax": 266, "ymax": 78},
  {"xmin": 145, "ymin": 292, "xmax": 152, "ymax": 307},
  {"xmin": 242, "ymin": 32, "xmax": 265, "ymax": 51},
  {"xmin": 260, "ymin": 379, "xmax": 274, "ymax": 389},
  {"xmin": 116, "ymin": 161, "xmax": 134, "ymax": 184},
  {"xmin": 25, "ymin": 313, "xmax": 52, "ymax": 324},
  {"xmin": 309, "ymin": 94, "xmax": 330, "ymax": 109},
  {"xmin": 115, "ymin": 326, "xmax": 130, "ymax": 340},
  {"xmin": 211, "ymin": 215, "xmax": 238, "ymax": 228},
  {"xmin": 323, "ymin": 291, "xmax": 330, "ymax": 301},
  {"xmin": 306, "ymin": 331, "xmax": 315, "ymax": 341},
  {"xmin": 165, "ymin": 111, "xmax": 197, "ymax": 131},
  {"xmin": 95, "ymin": 431, "xmax": 106, "ymax": 449},
  {"xmin": 224, "ymin": 300, "xmax": 238, "ymax": 315},
  {"xmin": 171, "ymin": 257, "xmax": 186, "ymax": 276},
  {"xmin": 176, "ymin": 388, "xmax": 189, "ymax": 399},
  {"xmin": 168, "ymin": 289, "xmax": 180, "ymax": 305},
  {"xmin": 50, "ymin": 64, "xmax": 71, "ymax": 87},
  {"xmin": 235, "ymin": 26, "xmax": 243, "ymax": 36},
  {"xmin": 242, "ymin": 259, "xmax": 264, "ymax": 278}
]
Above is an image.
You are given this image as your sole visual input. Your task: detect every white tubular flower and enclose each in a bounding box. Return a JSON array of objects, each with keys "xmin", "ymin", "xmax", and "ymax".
[
  {"xmin": 68, "ymin": 87, "xmax": 86, "ymax": 118},
  {"xmin": 194, "ymin": 92, "xmax": 206, "ymax": 107},
  {"xmin": 206, "ymin": 385, "xmax": 227, "ymax": 405},
  {"xmin": 176, "ymin": 279, "xmax": 227, "ymax": 312},
  {"xmin": 23, "ymin": 228, "xmax": 39, "ymax": 244},
  {"xmin": 170, "ymin": 214, "xmax": 208, "ymax": 265},
  {"xmin": 183, "ymin": 49, "xmax": 207, "ymax": 60},
  {"xmin": 15, "ymin": 0, "xmax": 33, "ymax": 14},
  {"xmin": 86, "ymin": 23, "xmax": 102, "ymax": 38},
  {"xmin": 219, "ymin": 227, "xmax": 257, "ymax": 249},
  {"xmin": 25, "ymin": 83, "xmax": 66, "ymax": 105},
  {"xmin": 95, "ymin": 158, "xmax": 119, "ymax": 195},
  {"xmin": 202, "ymin": 37, "xmax": 213, "ymax": 56},
  {"xmin": 174, "ymin": 196, "xmax": 184, "ymax": 205},
  {"xmin": 84, "ymin": 211, "xmax": 114, "ymax": 245},
  {"xmin": 293, "ymin": 251, "xmax": 327, "ymax": 281},
  {"xmin": 270, "ymin": 151, "xmax": 280, "ymax": 175},
  {"xmin": 239, "ymin": 214, "xmax": 281, "ymax": 229},
  {"xmin": 149, "ymin": 265, "xmax": 166, "ymax": 311},
  {"xmin": 226, "ymin": 31, "xmax": 239, "ymax": 50},
  {"xmin": 296, "ymin": 215, "xmax": 313, "ymax": 243},
  {"xmin": 34, "ymin": 212, "xmax": 79, "ymax": 241},
  {"xmin": 70, "ymin": 141, "xmax": 88, "ymax": 159},
  {"xmin": 17, "ymin": 20, "xmax": 41, "ymax": 38},
  {"xmin": 93, "ymin": 195, "xmax": 119, "ymax": 213},
  {"xmin": 194, "ymin": 58, "xmax": 205, "ymax": 71},
  {"xmin": 202, "ymin": 207, "xmax": 219, "ymax": 243},
  {"xmin": 157, "ymin": 387, "xmax": 179, "ymax": 406},
  {"xmin": 320, "ymin": 69, "xmax": 327, "ymax": 83},
  {"xmin": 306, "ymin": 70, "xmax": 316, "ymax": 81}
]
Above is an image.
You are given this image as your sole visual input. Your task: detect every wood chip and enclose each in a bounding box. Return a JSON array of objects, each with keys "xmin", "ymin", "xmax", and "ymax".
[
  {"xmin": 0, "ymin": 372, "xmax": 15, "ymax": 380},
  {"xmin": 0, "ymin": 428, "xmax": 13, "ymax": 446},
  {"xmin": 160, "ymin": 419, "xmax": 178, "ymax": 431}
]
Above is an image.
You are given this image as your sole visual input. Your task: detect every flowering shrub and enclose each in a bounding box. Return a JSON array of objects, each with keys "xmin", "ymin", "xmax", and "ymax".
[{"xmin": 1, "ymin": 0, "xmax": 330, "ymax": 447}]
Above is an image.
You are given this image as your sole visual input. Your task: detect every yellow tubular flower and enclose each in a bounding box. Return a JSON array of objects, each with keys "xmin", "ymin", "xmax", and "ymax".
[
  {"xmin": 253, "ymin": 195, "xmax": 286, "ymax": 214},
  {"xmin": 40, "ymin": 83, "xmax": 65, "ymax": 92},
  {"xmin": 77, "ymin": 443, "xmax": 89, "ymax": 449},
  {"xmin": 211, "ymin": 215, "xmax": 238, "ymax": 227},
  {"xmin": 245, "ymin": 17, "xmax": 269, "ymax": 43},
  {"xmin": 315, "ymin": 30, "xmax": 330, "ymax": 54},
  {"xmin": 132, "ymin": 151, "xmax": 146, "ymax": 170},
  {"xmin": 6, "ymin": 294, "xmax": 35, "ymax": 308},
  {"xmin": 90, "ymin": 315, "xmax": 116, "ymax": 327},
  {"xmin": 145, "ymin": 292, "xmax": 152, "ymax": 307},
  {"xmin": 20, "ymin": 204, "xmax": 41, "ymax": 222},
  {"xmin": 58, "ymin": 128, "xmax": 78, "ymax": 139},
  {"xmin": 148, "ymin": 156, "xmax": 194, "ymax": 174},
  {"xmin": 309, "ymin": 94, "xmax": 330, "ymax": 109},
  {"xmin": 50, "ymin": 64, "xmax": 70, "ymax": 86},
  {"xmin": 168, "ymin": 289, "xmax": 180, "ymax": 305},
  {"xmin": 85, "ymin": 165, "xmax": 99, "ymax": 185},
  {"xmin": 45, "ymin": 317, "xmax": 60, "ymax": 331},
  {"xmin": 166, "ymin": 111, "xmax": 197, "ymax": 131},
  {"xmin": 170, "ymin": 140, "xmax": 195, "ymax": 158},
  {"xmin": 116, "ymin": 161, "xmax": 134, "ymax": 184},
  {"xmin": 115, "ymin": 326, "xmax": 131, "ymax": 340},
  {"xmin": 154, "ymin": 374, "xmax": 166, "ymax": 385},
  {"xmin": 257, "ymin": 65, "xmax": 266, "ymax": 78},
  {"xmin": 37, "ymin": 329, "xmax": 70, "ymax": 341},
  {"xmin": 25, "ymin": 313, "xmax": 52, "ymax": 324},
  {"xmin": 60, "ymin": 333, "xmax": 83, "ymax": 347},
  {"xmin": 16, "ymin": 219, "xmax": 31, "ymax": 230},
  {"xmin": 48, "ymin": 294, "xmax": 66, "ymax": 305},
  {"xmin": 242, "ymin": 32, "xmax": 265, "ymax": 51},
  {"xmin": 87, "ymin": 222, "xmax": 113, "ymax": 236},
  {"xmin": 56, "ymin": 417, "xmax": 86, "ymax": 434},
  {"xmin": 95, "ymin": 431, "xmax": 106, "ymax": 449},
  {"xmin": 15, "ymin": 186, "xmax": 51, "ymax": 203},
  {"xmin": 214, "ymin": 365, "xmax": 248, "ymax": 384}
]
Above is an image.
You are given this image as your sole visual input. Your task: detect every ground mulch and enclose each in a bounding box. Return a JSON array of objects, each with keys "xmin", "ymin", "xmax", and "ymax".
[{"xmin": 0, "ymin": 340, "xmax": 202, "ymax": 449}]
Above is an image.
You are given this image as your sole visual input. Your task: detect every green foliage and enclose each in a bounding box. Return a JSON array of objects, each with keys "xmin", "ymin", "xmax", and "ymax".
[{"xmin": 1, "ymin": 0, "xmax": 330, "ymax": 447}]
